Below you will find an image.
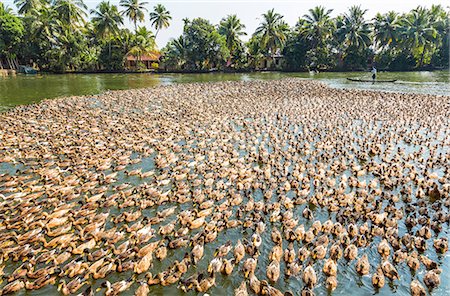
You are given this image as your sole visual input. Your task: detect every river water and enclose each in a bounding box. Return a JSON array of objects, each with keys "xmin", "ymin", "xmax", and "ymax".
[
  {"xmin": 0, "ymin": 73, "xmax": 449, "ymax": 296},
  {"xmin": 0, "ymin": 71, "xmax": 449, "ymax": 112}
]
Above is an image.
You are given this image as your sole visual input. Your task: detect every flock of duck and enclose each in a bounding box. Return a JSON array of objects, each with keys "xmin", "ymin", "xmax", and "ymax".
[{"xmin": 0, "ymin": 79, "xmax": 449, "ymax": 296}]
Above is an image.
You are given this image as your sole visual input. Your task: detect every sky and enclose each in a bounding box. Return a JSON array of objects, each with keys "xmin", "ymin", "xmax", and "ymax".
[{"xmin": 3, "ymin": 0, "xmax": 449, "ymax": 48}]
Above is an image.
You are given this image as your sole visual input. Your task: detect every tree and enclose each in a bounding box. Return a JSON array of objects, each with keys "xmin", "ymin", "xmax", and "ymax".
[
  {"xmin": 254, "ymin": 9, "xmax": 288, "ymax": 55},
  {"xmin": 53, "ymin": 0, "xmax": 87, "ymax": 30},
  {"xmin": 171, "ymin": 18, "xmax": 229, "ymax": 70},
  {"xmin": 0, "ymin": 9, "xmax": 24, "ymax": 69},
  {"xmin": 149, "ymin": 4, "xmax": 171, "ymax": 37},
  {"xmin": 91, "ymin": 1, "xmax": 124, "ymax": 59},
  {"xmin": 298, "ymin": 6, "xmax": 334, "ymax": 70},
  {"xmin": 400, "ymin": 6, "xmax": 438, "ymax": 67},
  {"xmin": 373, "ymin": 11, "xmax": 400, "ymax": 50},
  {"xmin": 14, "ymin": 0, "xmax": 44, "ymax": 15},
  {"xmin": 162, "ymin": 36, "xmax": 188, "ymax": 70},
  {"xmin": 218, "ymin": 14, "xmax": 246, "ymax": 67},
  {"xmin": 300, "ymin": 6, "xmax": 333, "ymax": 48},
  {"xmin": 335, "ymin": 6, "xmax": 372, "ymax": 69},
  {"xmin": 119, "ymin": 0, "xmax": 148, "ymax": 33},
  {"xmin": 128, "ymin": 26, "xmax": 156, "ymax": 67}
]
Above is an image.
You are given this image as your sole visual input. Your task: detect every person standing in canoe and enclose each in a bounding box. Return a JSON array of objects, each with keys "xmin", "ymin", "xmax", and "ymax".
[{"xmin": 371, "ymin": 67, "xmax": 377, "ymax": 82}]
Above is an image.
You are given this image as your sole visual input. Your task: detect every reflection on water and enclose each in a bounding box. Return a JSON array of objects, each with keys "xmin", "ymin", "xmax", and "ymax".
[{"xmin": 0, "ymin": 71, "xmax": 449, "ymax": 111}]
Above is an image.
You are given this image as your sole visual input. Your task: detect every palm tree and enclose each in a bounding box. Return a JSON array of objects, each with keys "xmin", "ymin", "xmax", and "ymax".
[
  {"xmin": 0, "ymin": 2, "xmax": 13, "ymax": 15},
  {"xmin": 254, "ymin": 9, "xmax": 288, "ymax": 55},
  {"xmin": 91, "ymin": 1, "xmax": 124, "ymax": 58},
  {"xmin": 373, "ymin": 11, "xmax": 400, "ymax": 50},
  {"xmin": 400, "ymin": 6, "xmax": 437, "ymax": 67},
  {"xmin": 53, "ymin": 0, "xmax": 87, "ymax": 30},
  {"xmin": 149, "ymin": 4, "xmax": 171, "ymax": 37},
  {"xmin": 14, "ymin": 0, "xmax": 44, "ymax": 15},
  {"xmin": 299, "ymin": 6, "xmax": 333, "ymax": 48},
  {"xmin": 128, "ymin": 26, "xmax": 156, "ymax": 67},
  {"xmin": 218, "ymin": 14, "xmax": 246, "ymax": 61},
  {"xmin": 336, "ymin": 6, "xmax": 372, "ymax": 50},
  {"xmin": 119, "ymin": 0, "xmax": 148, "ymax": 33},
  {"xmin": 28, "ymin": 5, "xmax": 60, "ymax": 44}
]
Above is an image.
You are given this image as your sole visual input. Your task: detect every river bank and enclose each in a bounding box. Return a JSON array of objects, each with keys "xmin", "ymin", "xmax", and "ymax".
[{"xmin": 0, "ymin": 79, "xmax": 449, "ymax": 296}]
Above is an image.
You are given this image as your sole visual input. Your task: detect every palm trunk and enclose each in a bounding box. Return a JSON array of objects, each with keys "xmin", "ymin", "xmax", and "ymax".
[
  {"xmin": 109, "ymin": 41, "xmax": 112, "ymax": 60},
  {"xmin": 134, "ymin": 20, "xmax": 137, "ymax": 33},
  {"xmin": 0, "ymin": 59, "xmax": 3, "ymax": 69},
  {"xmin": 155, "ymin": 29, "xmax": 160, "ymax": 38},
  {"xmin": 419, "ymin": 44, "xmax": 426, "ymax": 69}
]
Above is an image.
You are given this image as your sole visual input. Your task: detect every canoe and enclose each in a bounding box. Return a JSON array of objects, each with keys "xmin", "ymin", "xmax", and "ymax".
[{"xmin": 347, "ymin": 78, "xmax": 397, "ymax": 83}]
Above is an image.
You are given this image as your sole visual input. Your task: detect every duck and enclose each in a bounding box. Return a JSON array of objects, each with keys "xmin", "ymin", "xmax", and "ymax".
[
  {"xmin": 302, "ymin": 263, "xmax": 317, "ymax": 288},
  {"xmin": 410, "ymin": 279, "xmax": 426, "ymax": 296},
  {"xmin": 266, "ymin": 260, "xmax": 280, "ymax": 282},
  {"xmin": 243, "ymin": 257, "xmax": 258, "ymax": 278},
  {"xmin": 372, "ymin": 267, "xmax": 385, "ymax": 289},
  {"xmin": 326, "ymin": 276, "xmax": 338, "ymax": 291},
  {"xmin": 235, "ymin": 280, "xmax": 248, "ymax": 296},
  {"xmin": 344, "ymin": 244, "xmax": 358, "ymax": 261},
  {"xmin": 234, "ymin": 239, "xmax": 245, "ymax": 262},
  {"xmin": 196, "ymin": 272, "xmax": 215, "ymax": 293},
  {"xmin": 323, "ymin": 258, "xmax": 337, "ymax": 276},
  {"xmin": 355, "ymin": 254, "xmax": 370, "ymax": 275},
  {"xmin": 102, "ymin": 277, "xmax": 134, "ymax": 296},
  {"xmin": 423, "ymin": 269, "xmax": 441, "ymax": 289}
]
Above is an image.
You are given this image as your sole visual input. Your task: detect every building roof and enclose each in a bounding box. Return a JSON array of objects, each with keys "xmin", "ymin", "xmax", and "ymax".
[{"xmin": 126, "ymin": 52, "xmax": 161, "ymax": 61}]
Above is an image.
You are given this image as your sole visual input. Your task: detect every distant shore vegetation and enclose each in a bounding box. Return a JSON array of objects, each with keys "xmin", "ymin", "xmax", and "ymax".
[{"xmin": 0, "ymin": 1, "xmax": 448, "ymax": 73}]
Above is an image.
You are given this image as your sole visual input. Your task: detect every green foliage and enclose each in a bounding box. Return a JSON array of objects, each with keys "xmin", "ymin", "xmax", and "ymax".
[
  {"xmin": 165, "ymin": 18, "xmax": 230, "ymax": 70},
  {"xmin": 3, "ymin": 2, "xmax": 449, "ymax": 72},
  {"xmin": 149, "ymin": 4, "xmax": 171, "ymax": 37},
  {"xmin": 0, "ymin": 10, "xmax": 24, "ymax": 59}
]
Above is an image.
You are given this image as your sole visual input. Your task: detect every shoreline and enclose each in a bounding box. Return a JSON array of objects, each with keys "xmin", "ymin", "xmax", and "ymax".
[{"xmin": 5, "ymin": 67, "xmax": 448, "ymax": 75}]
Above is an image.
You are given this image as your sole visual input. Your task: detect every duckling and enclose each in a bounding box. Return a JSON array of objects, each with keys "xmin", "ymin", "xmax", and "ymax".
[
  {"xmin": 0, "ymin": 279, "xmax": 25, "ymax": 295},
  {"xmin": 329, "ymin": 243, "xmax": 342, "ymax": 260},
  {"xmin": 420, "ymin": 255, "xmax": 438, "ymax": 270},
  {"xmin": 215, "ymin": 240, "xmax": 232, "ymax": 257},
  {"xmin": 271, "ymin": 229, "xmax": 282, "ymax": 245},
  {"xmin": 311, "ymin": 245, "xmax": 326, "ymax": 260},
  {"xmin": 270, "ymin": 244, "xmax": 283, "ymax": 262},
  {"xmin": 407, "ymin": 252, "xmax": 420, "ymax": 271}
]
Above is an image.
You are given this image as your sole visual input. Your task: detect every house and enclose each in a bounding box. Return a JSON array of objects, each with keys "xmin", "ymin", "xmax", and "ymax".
[
  {"xmin": 255, "ymin": 54, "xmax": 284, "ymax": 70},
  {"xmin": 125, "ymin": 52, "xmax": 161, "ymax": 70}
]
